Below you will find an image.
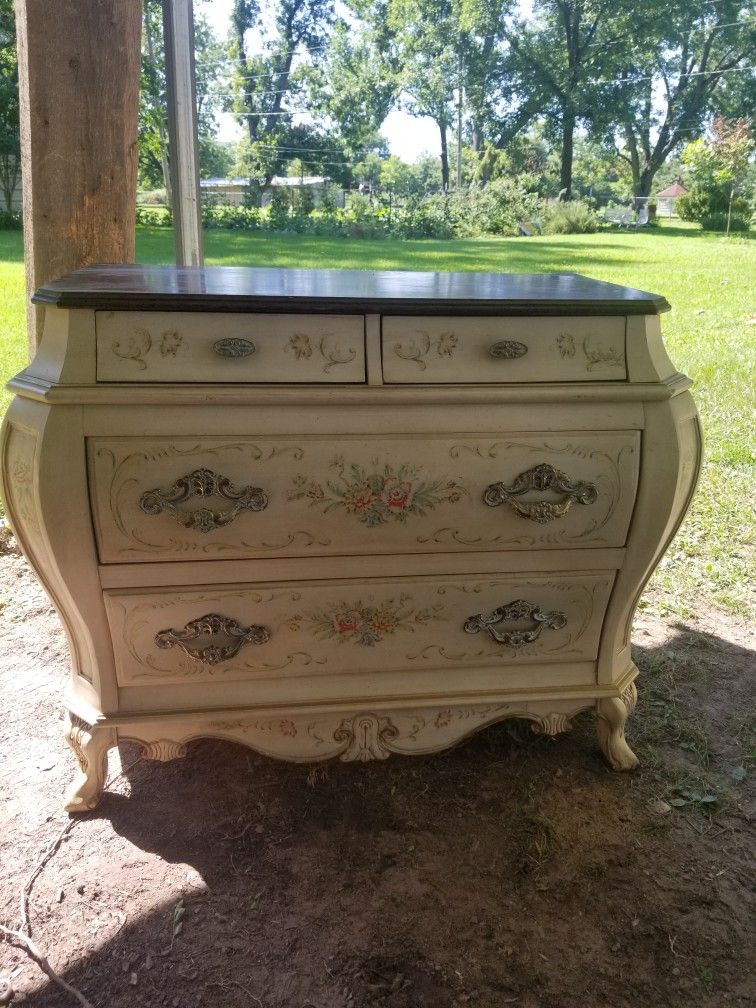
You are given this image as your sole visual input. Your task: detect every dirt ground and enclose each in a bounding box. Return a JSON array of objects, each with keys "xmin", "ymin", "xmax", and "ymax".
[{"xmin": 0, "ymin": 541, "xmax": 754, "ymax": 1008}]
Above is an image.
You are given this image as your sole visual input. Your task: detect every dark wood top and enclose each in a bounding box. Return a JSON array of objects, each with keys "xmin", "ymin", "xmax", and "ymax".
[{"xmin": 33, "ymin": 264, "xmax": 670, "ymax": 315}]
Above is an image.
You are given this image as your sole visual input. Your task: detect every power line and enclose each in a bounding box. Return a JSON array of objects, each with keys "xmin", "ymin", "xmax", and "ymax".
[
  {"xmin": 596, "ymin": 63, "xmax": 756, "ymax": 85},
  {"xmin": 213, "ymin": 62, "xmax": 755, "ymax": 114},
  {"xmin": 195, "ymin": 44, "xmax": 329, "ymax": 68},
  {"xmin": 586, "ymin": 19, "xmax": 755, "ymax": 48}
]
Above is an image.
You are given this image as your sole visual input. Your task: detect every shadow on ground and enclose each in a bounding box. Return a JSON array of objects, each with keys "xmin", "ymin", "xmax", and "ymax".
[{"xmin": 2, "ymin": 598, "xmax": 752, "ymax": 1008}]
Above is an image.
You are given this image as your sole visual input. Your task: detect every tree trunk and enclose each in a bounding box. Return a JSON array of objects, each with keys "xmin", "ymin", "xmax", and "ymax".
[
  {"xmin": 15, "ymin": 0, "xmax": 142, "ymax": 350},
  {"xmin": 637, "ymin": 165, "xmax": 655, "ymax": 200},
  {"xmin": 439, "ymin": 122, "xmax": 449, "ymax": 192},
  {"xmin": 559, "ymin": 109, "xmax": 575, "ymax": 199}
]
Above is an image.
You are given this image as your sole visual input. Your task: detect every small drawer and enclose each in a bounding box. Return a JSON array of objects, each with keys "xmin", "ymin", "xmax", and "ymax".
[
  {"xmin": 95, "ymin": 311, "xmax": 366, "ymax": 383},
  {"xmin": 382, "ymin": 316, "xmax": 626, "ymax": 383},
  {"xmin": 104, "ymin": 570, "xmax": 615, "ymax": 687},
  {"xmin": 88, "ymin": 431, "xmax": 640, "ymax": 563}
]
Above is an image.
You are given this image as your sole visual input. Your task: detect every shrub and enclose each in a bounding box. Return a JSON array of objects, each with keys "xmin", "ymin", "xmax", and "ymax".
[
  {"xmin": 135, "ymin": 205, "xmax": 171, "ymax": 227},
  {"xmin": 202, "ymin": 203, "xmax": 260, "ymax": 230},
  {"xmin": 0, "ymin": 209, "xmax": 22, "ymax": 229},
  {"xmin": 266, "ymin": 188, "xmax": 291, "ymax": 230},
  {"xmin": 342, "ymin": 192, "xmax": 386, "ymax": 238},
  {"xmin": 449, "ymin": 178, "xmax": 541, "ymax": 237},
  {"xmin": 393, "ymin": 194, "xmax": 454, "ymax": 239},
  {"xmin": 700, "ymin": 212, "xmax": 751, "ymax": 232},
  {"xmin": 543, "ymin": 200, "xmax": 600, "ymax": 234},
  {"xmin": 677, "ymin": 183, "xmax": 753, "ymax": 225}
]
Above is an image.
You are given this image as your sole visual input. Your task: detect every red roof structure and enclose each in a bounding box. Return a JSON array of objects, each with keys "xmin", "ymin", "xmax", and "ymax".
[{"xmin": 656, "ymin": 179, "xmax": 688, "ymax": 198}]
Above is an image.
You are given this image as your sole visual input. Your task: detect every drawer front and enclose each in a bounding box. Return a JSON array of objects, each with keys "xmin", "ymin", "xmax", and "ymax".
[
  {"xmin": 88, "ymin": 432, "xmax": 640, "ymax": 563},
  {"xmin": 104, "ymin": 571, "xmax": 615, "ymax": 687},
  {"xmin": 382, "ymin": 316, "xmax": 626, "ymax": 383},
  {"xmin": 95, "ymin": 311, "xmax": 366, "ymax": 383}
]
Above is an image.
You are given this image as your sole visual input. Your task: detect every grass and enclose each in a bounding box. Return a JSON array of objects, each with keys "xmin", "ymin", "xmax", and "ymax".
[{"xmin": 0, "ymin": 221, "xmax": 754, "ymax": 617}]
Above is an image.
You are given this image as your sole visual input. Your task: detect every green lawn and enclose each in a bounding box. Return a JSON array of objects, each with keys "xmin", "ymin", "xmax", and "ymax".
[{"xmin": 1, "ymin": 222, "xmax": 754, "ymax": 617}]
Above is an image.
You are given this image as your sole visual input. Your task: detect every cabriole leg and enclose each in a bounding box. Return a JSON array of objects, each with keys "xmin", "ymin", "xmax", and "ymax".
[
  {"xmin": 596, "ymin": 682, "xmax": 639, "ymax": 771},
  {"xmin": 63, "ymin": 711, "xmax": 116, "ymax": 813}
]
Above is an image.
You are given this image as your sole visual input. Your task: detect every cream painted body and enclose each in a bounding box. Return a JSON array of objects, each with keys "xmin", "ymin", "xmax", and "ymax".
[{"xmin": 0, "ymin": 301, "xmax": 702, "ymax": 811}]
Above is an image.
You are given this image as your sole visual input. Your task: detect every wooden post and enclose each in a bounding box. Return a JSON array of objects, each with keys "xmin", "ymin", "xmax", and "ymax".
[
  {"xmin": 14, "ymin": 1, "xmax": 143, "ymax": 353},
  {"xmin": 162, "ymin": 0, "xmax": 203, "ymax": 266}
]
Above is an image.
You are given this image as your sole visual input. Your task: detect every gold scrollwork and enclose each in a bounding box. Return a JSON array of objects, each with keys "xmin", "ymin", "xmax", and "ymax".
[
  {"xmin": 154, "ymin": 613, "xmax": 271, "ymax": 665},
  {"xmin": 139, "ymin": 468, "xmax": 268, "ymax": 533},
  {"xmin": 483, "ymin": 463, "xmax": 598, "ymax": 524},
  {"xmin": 464, "ymin": 599, "xmax": 567, "ymax": 648}
]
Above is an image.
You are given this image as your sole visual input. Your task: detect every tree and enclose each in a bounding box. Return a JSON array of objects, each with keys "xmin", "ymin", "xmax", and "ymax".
[
  {"xmin": 303, "ymin": 19, "xmax": 397, "ymax": 155},
  {"xmin": 384, "ymin": 0, "xmax": 461, "ymax": 191},
  {"xmin": 677, "ymin": 117, "xmax": 754, "ymax": 226},
  {"xmin": 611, "ymin": 1, "xmax": 756, "ymax": 199},
  {"xmin": 0, "ymin": 0, "xmax": 20, "ymax": 214},
  {"xmin": 139, "ymin": 0, "xmax": 225, "ymax": 196},
  {"xmin": 501, "ymin": 0, "xmax": 656, "ymax": 198},
  {"xmin": 229, "ymin": 0, "xmax": 336, "ymax": 187}
]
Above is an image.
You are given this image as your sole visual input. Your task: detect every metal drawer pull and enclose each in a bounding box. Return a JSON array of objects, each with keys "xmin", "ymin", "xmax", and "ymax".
[
  {"xmin": 139, "ymin": 468, "xmax": 268, "ymax": 533},
  {"xmin": 483, "ymin": 463, "xmax": 597, "ymax": 524},
  {"xmin": 464, "ymin": 599, "xmax": 567, "ymax": 648},
  {"xmin": 213, "ymin": 337, "xmax": 256, "ymax": 358},
  {"xmin": 155, "ymin": 613, "xmax": 271, "ymax": 665},
  {"xmin": 489, "ymin": 339, "xmax": 528, "ymax": 359}
]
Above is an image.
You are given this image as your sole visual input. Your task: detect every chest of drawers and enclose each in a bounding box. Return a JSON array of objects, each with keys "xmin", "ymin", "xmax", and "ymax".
[{"xmin": 0, "ymin": 265, "xmax": 701, "ymax": 811}]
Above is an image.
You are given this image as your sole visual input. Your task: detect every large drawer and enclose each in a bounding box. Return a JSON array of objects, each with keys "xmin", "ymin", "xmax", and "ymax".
[
  {"xmin": 382, "ymin": 316, "xmax": 626, "ymax": 383},
  {"xmin": 95, "ymin": 311, "xmax": 366, "ymax": 383},
  {"xmin": 88, "ymin": 432, "xmax": 640, "ymax": 563},
  {"xmin": 104, "ymin": 570, "xmax": 615, "ymax": 687}
]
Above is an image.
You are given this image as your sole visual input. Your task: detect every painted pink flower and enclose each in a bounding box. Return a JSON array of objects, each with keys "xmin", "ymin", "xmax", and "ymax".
[
  {"xmin": 381, "ymin": 475, "xmax": 415, "ymax": 512},
  {"xmin": 333, "ymin": 610, "xmax": 363, "ymax": 636}
]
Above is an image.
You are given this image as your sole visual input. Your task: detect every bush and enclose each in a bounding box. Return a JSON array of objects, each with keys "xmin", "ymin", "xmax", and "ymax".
[
  {"xmin": 135, "ymin": 205, "xmax": 171, "ymax": 227},
  {"xmin": 543, "ymin": 200, "xmax": 600, "ymax": 234},
  {"xmin": 700, "ymin": 212, "xmax": 751, "ymax": 232},
  {"xmin": 202, "ymin": 203, "xmax": 260, "ymax": 230},
  {"xmin": 393, "ymin": 194, "xmax": 454, "ymax": 239},
  {"xmin": 342, "ymin": 192, "xmax": 386, "ymax": 238},
  {"xmin": 448, "ymin": 178, "xmax": 541, "ymax": 237},
  {"xmin": 266, "ymin": 188, "xmax": 291, "ymax": 230},
  {"xmin": 0, "ymin": 209, "xmax": 22, "ymax": 229}
]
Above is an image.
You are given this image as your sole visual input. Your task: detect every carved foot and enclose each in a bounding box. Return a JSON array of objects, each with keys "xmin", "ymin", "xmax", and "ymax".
[
  {"xmin": 63, "ymin": 712, "xmax": 116, "ymax": 813},
  {"xmin": 596, "ymin": 683, "xmax": 639, "ymax": 771}
]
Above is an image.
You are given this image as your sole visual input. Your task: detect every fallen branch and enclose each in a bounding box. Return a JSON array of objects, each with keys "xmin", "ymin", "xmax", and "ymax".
[
  {"xmin": 22, "ymin": 819, "xmax": 77, "ymax": 935},
  {"xmin": 0, "ymin": 924, "xmax": 95, "ymax": 1008},
  {"xmin": 4, "ymin": 754, "xmax": 143, "ymax": 1006}
]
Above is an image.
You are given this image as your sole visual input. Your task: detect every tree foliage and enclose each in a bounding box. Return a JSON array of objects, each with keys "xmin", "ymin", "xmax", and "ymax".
[
  {"xmin": 139, "ymin": 0, "xmax": 226, "ymax": 194},
  {"xmin": 677, "ymin": 117, "xmax": 754, "ymax": 227},
  {"xmin": 501, "ymin": 0, "xmax": 648, "ymax": 198},
  {"xmin": 609, "ymin": 0, "xmax": 756, "ymax": 198},
  {"xmin": 228, "ymin": 0, "xmax": 339, "ymax": 187},
  {"xmin": 0, "ymin": 0, "xmax": 20, "ymax": 214}
]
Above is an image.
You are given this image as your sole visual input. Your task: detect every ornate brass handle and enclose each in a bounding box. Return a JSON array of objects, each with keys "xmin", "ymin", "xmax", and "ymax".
[
  {"xmin": 213, "ymin": 337, "xmax": 256, "ymax": 358},
  {"xmin": 483, "ymin": 463, "xmax": 597, "ymax": 524},
  {"xmin": 464, "ymin": 599, "xmax": 567, "ymax": 648},
  {"xmin": 139, "ymin": 468, "xmax": 268, "ymax": 533},
  {"xmin": 155, "ymin": 613, "xmax": 271, "ymax": 665},
  {"xmin": 489, "ymin": 340, "xmax": 528, "ymax": 359}
]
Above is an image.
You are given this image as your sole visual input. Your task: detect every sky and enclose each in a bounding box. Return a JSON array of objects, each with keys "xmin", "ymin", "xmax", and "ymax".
[{"xmin": 201, "ymin": 0, "xmax": 442, "ymax": 161}]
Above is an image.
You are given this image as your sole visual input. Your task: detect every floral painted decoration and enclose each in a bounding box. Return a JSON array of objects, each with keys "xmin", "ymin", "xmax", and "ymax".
[
  {"xmin": 287, "ymin": 458, "xmax": 466, "ymax": 527},
  {"xmin": 286, "ymin": 333, "xmax": 313, "ymax": 359},
  {"xmin": 556, "ymin": 333, "xmax": 576, "ymax": 358},
  {"xmin": 287, "ymin": 593, "xmax": 446, "ymax": 647},
  {"xmin": 160, "ymin": 330, "xmax": 183, "ymax": 357}
]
